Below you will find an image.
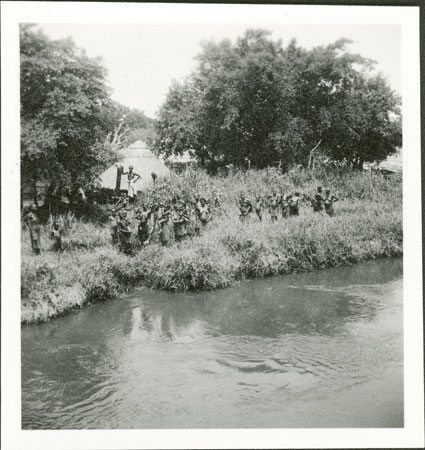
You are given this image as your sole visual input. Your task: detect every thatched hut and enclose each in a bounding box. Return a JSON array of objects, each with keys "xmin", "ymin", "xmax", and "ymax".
[{"xmin": 98, "ymin": 140, "xmax": 170, "ymax": 193}]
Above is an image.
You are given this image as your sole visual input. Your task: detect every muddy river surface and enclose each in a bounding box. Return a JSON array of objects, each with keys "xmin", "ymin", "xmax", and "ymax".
[{"xmin": 22, "ymin": 258, "xmax": 403, "ymax": 428}]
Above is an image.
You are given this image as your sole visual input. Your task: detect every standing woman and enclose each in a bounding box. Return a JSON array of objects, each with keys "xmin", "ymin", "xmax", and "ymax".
[
  {"xmin": 158, "ymin": 203, "xmax": 171, "ymax": 247},
  {"xmin": 108, "ymin": 209, "xmax": 119, "ymax": 245},
  {"xmin": 172, "ymin": 203, "xmax": 189, "ymax": 243},
  {"xmin": 268, "ymin": 191, "xmax": 280, "ymax": 222},
  {"xmin": 312, "ymin": 186, "xmax": 324, "ymax": 212},
  {"xmin": 324, "ymin": 189, "xmax": 339, "ymax": 216},
  {"xmin": 117, "ymin": 211, "xmax": 132, "ymax": 254},
  {"xmin": 281, "ymin": 192, "xmax": 289, "ymax": 218},
  {"xmin": 136, "ymin": 204, "xmax": 152, "ymax": 245},
  {"xmin": 254, "ymin": 196, "xmax": 263, "ymax": 221},
  {"xmin": 288, "ymin": 192, "xmax": 301, "ymax": 216},
  {"xmin": 238, "ymin": 193, "xmax": 253, "ymax": 222}
]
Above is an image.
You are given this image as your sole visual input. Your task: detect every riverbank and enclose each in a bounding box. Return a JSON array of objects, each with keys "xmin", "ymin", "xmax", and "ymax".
[{"xmin": 21, "ymin": 167, "xmax": 402, "ymax": 324}]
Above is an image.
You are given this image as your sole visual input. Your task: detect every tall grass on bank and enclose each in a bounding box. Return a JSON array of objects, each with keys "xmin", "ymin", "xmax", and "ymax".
[{"xmin": 21, "ymin": 168, "xmax": 402, "ymax": 324}]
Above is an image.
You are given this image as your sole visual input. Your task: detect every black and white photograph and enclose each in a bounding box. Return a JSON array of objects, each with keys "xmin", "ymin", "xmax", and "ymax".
[{"xmin": 1, "ymin": 2, "xmax": 423, "ymax": 449}]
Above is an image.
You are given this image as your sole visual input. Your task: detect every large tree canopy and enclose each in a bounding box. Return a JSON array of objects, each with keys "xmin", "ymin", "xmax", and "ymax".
[
  {"xmin": 20, "ymin": 25, "xmax": 153, "ymax": 199},
  {"xmin": 153, "ymin": 29, "xmax": 401, "ymax": 171}
]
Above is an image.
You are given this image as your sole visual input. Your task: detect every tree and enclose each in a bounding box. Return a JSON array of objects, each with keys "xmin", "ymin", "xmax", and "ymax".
[
  {"xmin": 153, "ymin": 30, "xmax": 401, "ymax": 171},
  {"xmin": 111, "ymin": 103, "xmax": 157, "ymax": 147},
  {"xmin": 20, "ymin": 24, "xmax": 120, "ymax": 201},
  {"xmin": 322, "ymin": 73, "xmax": 402, "ymax": 167}
]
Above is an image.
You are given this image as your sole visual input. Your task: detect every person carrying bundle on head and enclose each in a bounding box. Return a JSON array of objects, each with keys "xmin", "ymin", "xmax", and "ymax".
[
  {"xmin": 238, "ymin": 192, "xmax": 253, "ymax": 222},
  {"xmin": 312, "ymin": 186, "xmax": 324, "ymax": 212},
  {"xmin": 324, "ymin": 189, "xmax": 339, "ymax": 217}
]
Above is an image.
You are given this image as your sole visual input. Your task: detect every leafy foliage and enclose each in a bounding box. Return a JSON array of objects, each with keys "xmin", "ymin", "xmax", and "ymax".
[
  {"xmin": 153, "ymin": 30, "xmax": 401, "ymax": 170},
  {"xmin": 20, "ymin": 24, "xmax": 120, "ymax": 193},
  {"xmin": 20, "ymin": 25, "xmax": 156, "ymax": 199}
]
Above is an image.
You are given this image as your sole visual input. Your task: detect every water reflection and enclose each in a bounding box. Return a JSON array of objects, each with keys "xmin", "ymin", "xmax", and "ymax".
[
  {"xmin": 22, "ymin": 259, "xmax": 403, "ymax": 429},
  {"xmin": 125, "ymin": 270, "xmax": 398, "ymax": 342}
]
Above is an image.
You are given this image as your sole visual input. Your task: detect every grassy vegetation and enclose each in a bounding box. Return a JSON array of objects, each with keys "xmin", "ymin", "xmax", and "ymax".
[{"xmin": 21, "ymin": 167, "xmax": 402, "ymax": 324}]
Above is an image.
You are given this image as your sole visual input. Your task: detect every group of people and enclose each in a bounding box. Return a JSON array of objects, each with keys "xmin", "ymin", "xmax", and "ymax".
[
  {"xmin": 108, "ymin": 196, "xmax": 213, "ymax": 253},
  {"xmin": 23, "ymin": 205, "xmax": 64, "ymax": 255},
  {"xmin": 238, "ymin": 186, "xmax": 339, "ymax": 222},
  {"xmin": 109, "ymin": 185, "xmax": 339, "ymax": 254},
  {"xmin": 23, "ymin": 185, "xmax": 339, "ymax": 256},
  {"xmin": 312, "ymin": 186, "xmax": 339, "ymax": 216}
]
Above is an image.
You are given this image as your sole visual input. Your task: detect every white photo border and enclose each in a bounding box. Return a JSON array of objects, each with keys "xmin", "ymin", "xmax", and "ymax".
[{"xmin": 1, "ymin": 2, "xmax": 423, "ymax": 449}]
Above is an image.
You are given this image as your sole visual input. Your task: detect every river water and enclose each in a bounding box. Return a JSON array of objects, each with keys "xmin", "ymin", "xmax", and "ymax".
[{"xmin": 21, "ymin": 259, "xmax": 403, "ymax": 429}]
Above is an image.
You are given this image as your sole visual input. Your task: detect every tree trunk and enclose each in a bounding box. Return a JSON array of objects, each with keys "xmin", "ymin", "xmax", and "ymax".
[{"xmin": 115, "ymin": 166, "xmax": 123, "ymax": 193}]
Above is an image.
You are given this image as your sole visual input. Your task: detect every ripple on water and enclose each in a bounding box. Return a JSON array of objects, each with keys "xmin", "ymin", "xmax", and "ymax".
[{"xmin": 21, "ymin": 260, "xmax": 403, "ymax": 429}]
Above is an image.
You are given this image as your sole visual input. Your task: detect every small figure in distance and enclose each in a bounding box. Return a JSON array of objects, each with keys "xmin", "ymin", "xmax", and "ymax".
[
  {"xmin": 108, "ymin": 208, "xmax": 119, "ymax": 245},
  {"xmin": 312, "ymin": 186, "xmax": 324, "ymax": 212},
  {"xmin": 324, "ymin": 189, "xmax": 339, "ymax": 217},
  {"xmin": 268, "ymin": 190, "xmax": 280, "ymax": 222},
  {"xmin": 288, "ymin": 192, "xmax": 301, "ymax": 216},
  {"xmin": 281, "ymin": 192, "xmax": 290, "ymax": 218},
  {"xmin": 198, "ymin": 197, "xmax": 212, "ymax": 230},
  {"xmin": 51, "ymin": 219, "xmax": 64, "ymax": 252},
  {"xmin": 238, "ymin": 192, "xmax": 253, "ymax": 222},
  {"xmin": 254, "ymin": 195, "xmax": 263, "ymax": 221},
  {"xmin": 189, "ymin": 200, "xmax": 200, "ymax": 236},
  {"xmin": 172, "ymin": 202, "xmax": 189, "ymax": 242},
  {"xmin": 214, "ymin": 192, "xmax": 222, "ymax": 208},
  {"xmin": 117, "ymin": 210, "xmax": 132, "ymax": 254},
  {"xmin": 156, "ymin": 202, "xmax": 171, "ymax": 246},
  {"xmin": 136, "ymin": 204, "xmax": 152, "ymax": 245},
  {"xmin": 23, "ymin": 204, "xmax": 42, "ymax": 255},
  {"xmin": 122, "ymin": 165, "xmax": 141, "ymax": 203},
  {"xmin": 185, "ymin": 202, "xmax": 196, "ymax": 238}
]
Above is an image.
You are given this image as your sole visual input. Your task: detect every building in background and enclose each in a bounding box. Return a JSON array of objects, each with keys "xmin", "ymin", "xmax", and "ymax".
[{"xmin": 99, "ymin": 140, "xmax": 170, "ymax": 195}]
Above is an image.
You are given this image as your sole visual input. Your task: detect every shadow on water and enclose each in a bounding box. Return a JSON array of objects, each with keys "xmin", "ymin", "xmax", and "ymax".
[{"xmin": 21, "ymin": 258, "xmax": 403, "ymax": 429}]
